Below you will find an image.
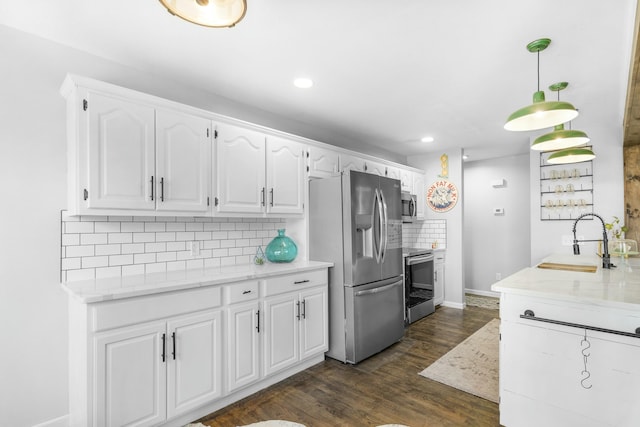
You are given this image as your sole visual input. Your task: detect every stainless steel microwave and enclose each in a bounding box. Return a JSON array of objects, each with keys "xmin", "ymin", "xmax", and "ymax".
[{"xmin": 401, "ymin": 191, "xmax": 417, "ymax": 222}]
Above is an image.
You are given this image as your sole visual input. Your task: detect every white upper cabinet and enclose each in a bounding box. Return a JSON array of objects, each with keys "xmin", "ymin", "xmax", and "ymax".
[
  {"xmin": 156, "ymin": 109, "xmax": 211, "ymax": 213},
  {"xmin": 400, "ymin": 169, "xmax": 413, "ymax": 192},
  {"xmin": 86, "ymin": 92, "xmax": 156, "ymax": 212},
  {"xmin": 266, "ymin": 136, "xmax": 305, "ymax": 215},
  {"xmin": 339, "ymin": 153, "xmax": 366, "ymax": 173},
  {"xmin": 214, "ymin": 122, "xmax": 304, "ymax": 216},
  {"xmin": 62, "ymin": 76, "xmax": 211, "ymax": 216},
  {"xmin": 214, "ymin": 123, "xmax": 266, "ymax": 214},
  {"xmin": 364, "ymin": 160, "xmax": 387, "ymax": 176},
  {"xmin": 386, "ymin": 166, "xmax": 401, "ymax": 181},
  {"xmin": 413, "ymin": 171, "xmax": 426, "ymax": 220},
  {"xmin": 307, "ymin": 145, "xmax": 340, "ymax": 179}
]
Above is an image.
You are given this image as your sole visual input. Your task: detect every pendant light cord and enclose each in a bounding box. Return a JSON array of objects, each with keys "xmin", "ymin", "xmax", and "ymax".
[{"xmin": 537, "ymin": 50, "xmax": 540, "ymax": 92}]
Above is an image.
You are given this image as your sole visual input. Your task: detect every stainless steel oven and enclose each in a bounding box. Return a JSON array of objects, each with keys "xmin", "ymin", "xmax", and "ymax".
[
  {"xmin": 404, "ymin": 248, "xmax": 435, "ymax": 324},
  {"xmin": 401, "ymin": 191, "xmax": 417, "ymax": 223}
]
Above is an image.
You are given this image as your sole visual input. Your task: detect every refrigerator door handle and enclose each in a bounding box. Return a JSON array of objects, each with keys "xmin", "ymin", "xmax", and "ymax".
[
  {"xmin": 374, "ymin": 188, "xmax": 383, "ymax": 263},
  {"xmin": 379, "ymin": 189, "xmax": 388, "ymax": 263}
]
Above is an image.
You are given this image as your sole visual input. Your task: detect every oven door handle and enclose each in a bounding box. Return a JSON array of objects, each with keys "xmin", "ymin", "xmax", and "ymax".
[{"xmin": 406, "ymin": 255, "xmax": 434, "ymax": 265}]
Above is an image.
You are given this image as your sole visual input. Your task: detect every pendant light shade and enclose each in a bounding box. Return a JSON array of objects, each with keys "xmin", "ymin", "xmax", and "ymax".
[
  {"xmin": 504, "ymin": 39, "xmax": 579, "ymax": 132},
  {"xmin": 159, "ymin": 0, "xmax": 247, "ymax": 28},
  {"xmin": 531, "ymin": 125, "xmax": 590, "ymax": 151},
  {"xmin": 546, "ymin": 147, "xmax": 596, "ymax": 164},
  {"xmin": 531, "ymin": 82, "xmax": 590, "ymax": 151}
]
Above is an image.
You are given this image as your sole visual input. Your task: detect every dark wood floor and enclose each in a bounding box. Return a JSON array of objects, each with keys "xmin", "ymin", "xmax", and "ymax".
[{"xmin": 198, "ymin": 305, "xmax": 500, "ymax": 427}]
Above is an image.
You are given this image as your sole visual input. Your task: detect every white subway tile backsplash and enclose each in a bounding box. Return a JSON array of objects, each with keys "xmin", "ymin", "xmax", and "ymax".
[
  {"xmin": 66, "ymin": 222, "xmax": 95, "ymax": 234},
  {"xmin": 109, "ymin": 233, "xmax": 133, "ymax": 244},
  {"xmin": 109, "ymin": 254, "xmax": 134, "ymax": 266},
  {"xmin": 82, "ymin": 256, "xmax": 109, "ymax": 269},
  {"xmin": 402, "ymin": 219, "xmax": 447, "ymax": 249},
  {"xmin": 95, "ymin": 244, "xmax": 122, "ymax": 256},
  {"xmin": 61, "ymin": 214, "xmax": 295, "ymax": 282},
  {"xmin": 121, "ymin": 222, "xmax": 145, "ymax": 232}
]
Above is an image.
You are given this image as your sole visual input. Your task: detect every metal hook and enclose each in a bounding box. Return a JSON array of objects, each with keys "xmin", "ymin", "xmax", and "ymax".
[{"xmin": 580, "ymin": 329, "xmax": 592, "ymax": 389}]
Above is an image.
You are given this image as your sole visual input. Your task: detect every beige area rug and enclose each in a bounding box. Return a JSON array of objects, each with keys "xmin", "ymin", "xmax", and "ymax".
[
  {"xmin": 419, "ymin": 318, "xmax": 499, "ymax": 403},
  {"xmin": 465, "ymin": 293, "xmax": 499, "ymax": 310}
]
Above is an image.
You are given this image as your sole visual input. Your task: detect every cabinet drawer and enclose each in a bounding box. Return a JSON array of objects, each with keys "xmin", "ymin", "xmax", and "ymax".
[
  {"xmin": 92, "ymin": 286, "xmax": 222, "ymax": 332},
  {"xmin": 225, "ymin": 280, "xmax": 260, "ymax": 304},
  {"xmin": 263, "ymin": 269, "xmax": 327, "ymax": 297}
]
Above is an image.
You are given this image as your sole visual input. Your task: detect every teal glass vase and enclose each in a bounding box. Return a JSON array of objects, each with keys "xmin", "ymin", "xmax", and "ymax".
[{"xmin": 265, "ymin": 229, "xmax": 298, "ymax": 263}]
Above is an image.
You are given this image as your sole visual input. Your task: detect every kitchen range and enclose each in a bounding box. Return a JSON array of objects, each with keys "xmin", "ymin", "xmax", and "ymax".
[
  {"xmin": 403, "ymin": 247, "xmax": 435, "ymax": 324},
  {"xmin": 309, "ymin": 170, "xmax": 405, "ymax": 364}
]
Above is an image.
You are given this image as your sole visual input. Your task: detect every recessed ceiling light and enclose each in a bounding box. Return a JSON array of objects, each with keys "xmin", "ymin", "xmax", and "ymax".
[
  {"xmin": 293, "ymin": 78, "xmax": 313, "ymax": 89},
  {"xmin": 421, "ymin": 136, "xmax": 434, "ymax": 143},
  {"xmin": 462, "ymin": 154, "xmax": 469, "ymax": 160}
]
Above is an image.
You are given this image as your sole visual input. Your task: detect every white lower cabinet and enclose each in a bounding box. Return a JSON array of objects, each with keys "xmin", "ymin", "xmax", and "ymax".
[
  {"xmin": 499, "ymin": 293, "xmax": 640, "ymax": 427},
  {"xmin": 94, "ymin": 310, "xmax": 222, "ymax": 427},
  {"xmin": 68, "ymin": 267, "xmax": 328, "ymax": 427},
  {"xmin": 433, "ymin": 252, "xmax": 445, "ymax": 305},
  {"xmin": 263, "ymin": 272, "xmax": 329, "ymax": 377}
]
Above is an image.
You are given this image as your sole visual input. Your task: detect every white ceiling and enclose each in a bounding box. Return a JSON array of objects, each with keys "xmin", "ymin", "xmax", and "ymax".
[{"xmin": 1, "ymin": 1, "xmax": 637, "ymax": 162}]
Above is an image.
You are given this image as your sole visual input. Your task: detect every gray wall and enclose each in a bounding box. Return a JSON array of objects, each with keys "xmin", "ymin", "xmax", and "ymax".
[{"xmin": 463, "ymin": 154, "xmax": 531, "ymax": 295}]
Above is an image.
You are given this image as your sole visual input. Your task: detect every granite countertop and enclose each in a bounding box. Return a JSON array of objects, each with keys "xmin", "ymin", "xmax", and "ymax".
[
  {"xmin": 61, "ymin": 260, "xmax": 333, "ymax": 303},
  {"xmin": 491, "ymin": 254, "xmax": 640, "ymax": 309}
]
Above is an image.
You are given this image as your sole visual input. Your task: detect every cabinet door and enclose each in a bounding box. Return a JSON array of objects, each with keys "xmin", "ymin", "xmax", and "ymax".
[
  {"xmin": 86, "ymin": 92, "xmax": 155, "ymax": 211},
  {"xmin": 339, "ymin": 153, "xmax": 366, "ymax": 173},
  {"xmin": 156, "ymin": 109, "xmax": 211, "ymax": 213},
  {"xmin": 95, "ymin": 322, "xmax": 166, "ymax": 427},
  {"xmin": 434, "ymin": 255, "xmax": 445, "ymax": 305},
  {"xmin": 386, "ymin": 166, "xmax": 401, "ymax": 181},
  {"xmin": 501, "ymin": 320, "xmax": 640, "ymax": 427},
  {"xmin": 266, "ymin": 137, "xmax": 305, "ymax": 215},
  {"xmin": 365, "ymin": 160, "xmax": 387, "ymax": 176},
  {"xmin": 299, "ymin": 287, "xmax": 329, "ymax": 360},
  {"xmin": 413, "ymin": 172, "xmax": 426, "ymax": 220},
  {"xmin": 307, "ymin": 146, "xmax": 339, "ymax": 178},
  {"xmin": 227, "ymin": 302, "xmax": 261, "ymax": 392},
  {"xmin": 215, "ymin": 123, "xmax": 266, "ymax": 214},
  {"xmin": 166, "ymin": 310, "xmax": 222, "ymax": 419},
  {"xmin": 400, "ymin": 169, "xmax": 413, "ymax": 192},
  {"xmin": 263, "ymin": 293, "xmax": 299, "ymax": 376}
]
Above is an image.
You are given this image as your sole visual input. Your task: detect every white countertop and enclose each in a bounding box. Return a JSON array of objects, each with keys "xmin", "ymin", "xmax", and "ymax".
[
  {"xmin": 61, "ymin": 260, "xmax": 333, "ymax": 303},
  {"xmin": 491, "ymin": 254, "xmax": 640, "ymax": 309}
]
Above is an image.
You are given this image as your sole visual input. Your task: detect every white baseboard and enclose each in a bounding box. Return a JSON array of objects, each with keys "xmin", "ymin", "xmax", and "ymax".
[
  {"xmin": 32, "ymin": 415, "xmax": 69, "ymax": 427},
  {"xmin": 441, "ymin": 301, "xmax": 465, "ymax": 310},
  {"xmin": 465, "ymin": 288, "xmax": 500, "ymax": 298}
]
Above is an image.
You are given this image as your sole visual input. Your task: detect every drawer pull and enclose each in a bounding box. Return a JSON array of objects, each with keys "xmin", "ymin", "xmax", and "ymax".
[
  {"xmin": 242, "ymin": 290, "xmax": 252, "ymax": 294},
  {"xmin": 521, "ymin": 310, "xmax": 640, "ymax": 338},
  {"xmin": 294, "ymin": 279, "xmax": 310, "ymax": 285},
  {"xmin": 161, "ymin": 333, "xmax": 166, "ymax": 362}
]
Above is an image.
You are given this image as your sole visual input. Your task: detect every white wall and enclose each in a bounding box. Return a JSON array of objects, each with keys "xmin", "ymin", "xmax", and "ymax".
[
  {"xmin": 463, "ymin": 154, "xmax": 531, "ymax": 295},
  {"xmin": 408, "ymin": 149, "xmax": 465, "ymax": 308},
  {"xmin": 0, "ymin": 25, "xmax": 400, "ymax": 427},
  {"xmin": 529, "ymin": 126, "xmax": 625, "ymax": 265}
]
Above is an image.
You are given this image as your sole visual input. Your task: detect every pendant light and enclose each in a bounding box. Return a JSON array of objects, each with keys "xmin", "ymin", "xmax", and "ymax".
[
  {"xmin": 546, "ymin": 147, "xmax": 596, "ymax": 164},
  {"xmin": 159, "ymin": 0, "xmax": 247, "ymax": 28},
  {"xmin": 504, "ymin": 39, "xmax": 579, "ymax": 132},
  {"xmin": 531, "ymin": 82, "xmax": 590, "ymax": 151}
]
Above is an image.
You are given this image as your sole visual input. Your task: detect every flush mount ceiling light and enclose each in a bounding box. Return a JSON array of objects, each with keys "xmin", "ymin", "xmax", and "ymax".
[
  {"xmin": 531, "ymin": 82, "xmax": 590, "ymax": 151},
  {"xmin": 421, "ymin": 136, "xmax": 435, "ymax": 143},
  {"xmin": 293, "ymin": 78, "xmax": 314, "ymax": 89},
  {"xmin": 159, "ymin": 0, "xmax": 247, "ymax": 28},
  {"xmin": 504, "ymin": 38, "xmax": 579, "ymax": 132},
  {"xmin": 546, "ymin": 147, "xmax": 596, "ymax": 164}
]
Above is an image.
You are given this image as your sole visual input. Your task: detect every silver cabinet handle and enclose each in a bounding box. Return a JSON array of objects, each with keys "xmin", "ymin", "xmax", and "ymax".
[
  {"xmin": 160, "ymin": 177, "xmax": 165, "ymax": 202},
  {"xmin": 301, "ymin": 299, "xmax": 306, "ymax": 319},
  {"xmin": 270, "ymin": 188, "xmax": 274, "ymax": 206},
  {"xmin": 261, "ymin": 187, "xmax": 265, "ymax": 206},
  {"xmin": 296, "ymin": 301, "xmax": 301, "ymax": 320},
  {"xmin": 150, "ymin": 176, "xmax": 154, "ymax": 201}
]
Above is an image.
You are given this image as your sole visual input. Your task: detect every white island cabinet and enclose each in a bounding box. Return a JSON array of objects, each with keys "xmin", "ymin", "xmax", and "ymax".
[
  {"xmin": 492, "ymin": 254, "xmax": 640, "ymax": 427},
  {"xmin": 63, "ymin": 261, "xmax": 330, "ymax": 427}
]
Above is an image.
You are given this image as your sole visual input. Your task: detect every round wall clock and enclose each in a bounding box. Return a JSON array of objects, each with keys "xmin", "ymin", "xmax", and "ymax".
[{"xmin": 426, "ymin": 180, "xmax": 459, "ymax": 212}]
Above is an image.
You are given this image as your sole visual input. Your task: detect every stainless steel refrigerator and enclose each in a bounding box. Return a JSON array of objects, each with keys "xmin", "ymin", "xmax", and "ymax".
[{"xmin": 309, "ymin": 170, "xmax": 404, "ymax": 364}]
